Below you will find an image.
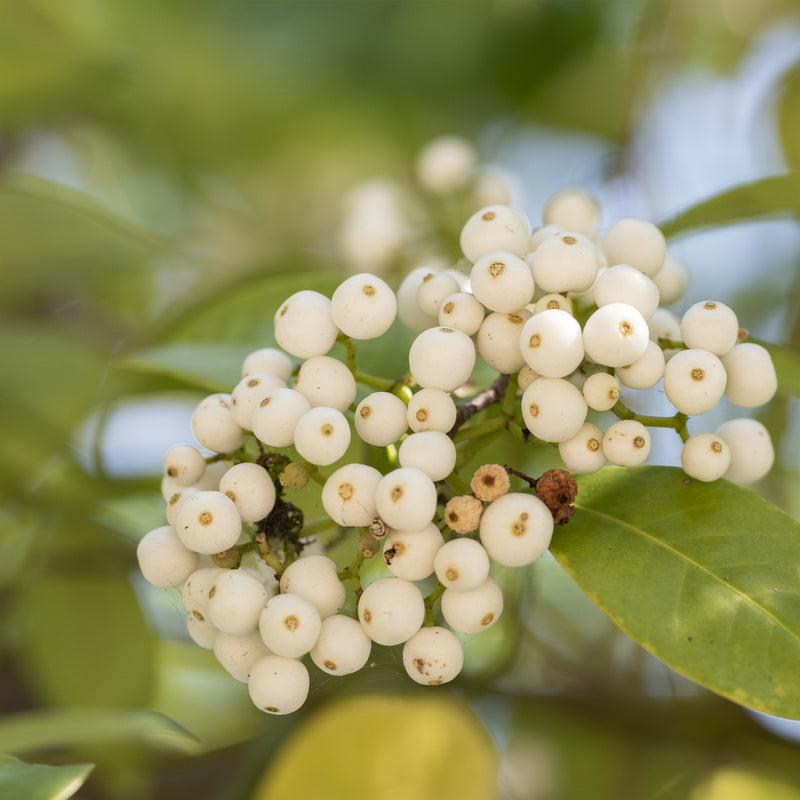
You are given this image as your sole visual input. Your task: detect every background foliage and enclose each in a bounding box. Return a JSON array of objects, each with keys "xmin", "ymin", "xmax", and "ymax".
[{"xmin": 3, "ymin": 1, "xmax": 800, "ymax": 798}]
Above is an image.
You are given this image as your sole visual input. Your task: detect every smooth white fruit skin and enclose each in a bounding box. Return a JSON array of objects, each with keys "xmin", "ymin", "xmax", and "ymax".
[
  {"xmin": 374, "ymin": 467, "xmax": 438, "ymax": 532},
  {"xmin": 241, "ymin": 347, "xmax": 294, "ymax": 382},
  {"xmin": 402, "ymin": 626, "xmax": 465, "ymax": 686},
  {"xmin": 416, "ymin": 271, "xmax": 461, "ymax": 317},
  {"xmin": 181, "ymin": 566, "xmax": 227, "ymax": 621},
  {"xmin": 248, "ymin": 655, "xmax": 309, "ymax": 715},
  {"xmin": 519, "ymin": 309, "xmax": 584, "ymax": 378},
  {"xmin": 652, "ymin": 253, "xmax": 689, "ymax": 305},
  {"xmin": 558, "ymin": 422, "xmax": 607, "ymax": 474},
  {"xmin": 542, "ymin": 188, "xmax": 600, "ymax": 235},
  {"xmin": 438, "ymin": 291, "xmax": 485, "ymax": 336},
  {"xmin": 331, "ymin": 272, "xmax": 397, "ymax": 339},
  {"xmin": 259, "ymin": 593, "xmax": 322, "ymax": 658},
  {"xmin": 398, "ymin": 431, "xmax": 457, "ymax": 482},
  {"xmin": 648, "ymin": 308, "xmax": 682, "ymax": 350},
  {"xmin": 175, "ymin": 491, "xmax": 242, "ymax": 555},
  {"xmin": 191, "ymin": 394, "xmax": 247, "ymax": 454},
  {"xmin": 165, "ymin": 486, "xmax": 200, "ymax": 527},
  {"xmin": 407, "ymin": 388, "xmax": 457, "ymax": 433},
  {"xmin": 716, "ymin": 418, "xmax": 774, "ymax": 484},
  {"xmin": 251, "ymin": 388, "xmax": 311, "ymax": 448},
  {"xmin": 592, "ymin": 263, "xmax": 660, "ymax": 320},
  {"xmin": 680, "ymin": 433, "xmax": 731, "ymax": 482},
  {"xmin": 415, "ymin": 135, "xmax": 476, "ymax": 192},
  {"xmin": 137, "ymin": 525, "xmax": 199, "ymax": 588},
  {"xmin": 187, "ymin": 615, "xmax": 219, "ymax": 650},
  {"xmin": 293, "ymin": 356, "xmax": 357, "ymax": 412},
  {"xmin": 477, "ymin": 310, "xmax": 530, "ymax": 375},
  {"xmin": 214, "ymin": 630, "xmax": 271, "ymax": 682},
  {"xmin": 582, "ymin": 372, "xmax": 620, "ymax": 412},
  {"xmin": 396, "ymin": 264, "xmax": 442, "ymax": 334},
  {"xmin": 358, "ymin": 577, "xmax": 425, "ymax": 646},
  {"xmin": 582, "ymin": 302, "xmax": 649, "ymax": 368},
  {"xmin": 354, "ymin": 391, "xmax": 409, "ymax": 446},
  {"xmin": 207, "ymin": 569, "xmax": 269, "ymax": 636},
  {"xmin": 321, "ymin": 463, "xmax": 382, "ymax": 528},
  {"xmin": 663, "ymin": 348, "xmax": 727, "ymax": 416},
  {"xmin": 532, "ymin": 293, "xmax": 574, "ymax": 316},
  {"xmin": 615, "ymin": 340, "xmax": 666, "ymax": 390},
  {"xmin": 163, "ymin": 444, "xmax": 207, "ymax": 486},
  {"xmin": 680, "ymin": 300, "xmax": 739, "ymax": 356},
  {"xmin": 292, "ymin": 406, "xmax": 351, "ymax": 467},
  {"xmin": 440, "ymin": 577, "xmax": 504, "ymax": 635},
  {"xmin": 219, "ymin": 462, "xmax": 276, "ymax": 523},
  {"xmin": 601, "ymin": 217, "xmax": 666, "ymax": 277},
  {"xmin": 521, "ymin": 377, "xmax": 588, "ymax": 443},
  {"xmin": 408, "ymin": 326, "xmax": 476, "ymax": 393},
  {"xmin": 433, "ymin": 537, "xmax": 490, "ymax": 592},
  {"xmin": 602, "ymin": 420, "xmax": 651, "ymax": 467},
  {"xmin": 230, "ymin": 372, "xmax": 287, "ymax": 430},
  {"xmin": 479, "ymin": 492, "xmax": 554, "ymax": 568},
  {"xmin": 310, "ymin": 614, "xmax": 372, "ymax": 676},
  {"xmin": 470, "ymin": 251, "xmax": 535, "ymax": 313},
  {"xmin": 273, "ymin": 290, "xmax": 339, "ymax": 359},
  {"xmin": 460, "ymin": 205, "xmax": 530, "ymax": 263},
  {"xmin": 279, "ymin": 555, "xmax": 346, "ymax": 619},
  {"xmin": 721, "ymin": 343, "xmax": 778, "ymax": 408},
  {"xmin": 530, "ymin": 231, "xmax": 599, "ymax": 293},
  {"xmin": 382, "ymin": 523, "xmax": 445, "ymax": 582}
]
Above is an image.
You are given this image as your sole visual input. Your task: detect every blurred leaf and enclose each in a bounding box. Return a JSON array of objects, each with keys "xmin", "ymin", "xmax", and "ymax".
[
  {"xmin": 757, "ymin": 340, "xmax": 800, "ymax": 398},
  {"xmin": 119, "ymin": 342, "xmax": 255, "ymax": 392},
  {"xmin": 659, "ymin": 174, "xmax": 800, "ymax": 240},
  {"xmin": 15, "ymin": 569, "xmax": 155, "ymax": 709},
  {"xmin": 0, "ymin": 173, "xmax": 162, "ymax": 306},
  {"xmin": 252, "ymin": 695, "xmax": 498, "ymax": 800},
  {"xmin": 691, "ymin": 766, "xmax": 800, "ymax": 800},
  {"xmin": 0, "ymin": 754, "xmax": 92, "ymax": 800},
  {"xmin": 778, "ymin": 61, "xmax": 800, "ymax": 173},
  {"xmin": 0, "ymin": 709, "xmax": 197, "ymax": 756},
  {"xmin": 550, "ymin": 465, "xmax": 800, "ymax": 718}
]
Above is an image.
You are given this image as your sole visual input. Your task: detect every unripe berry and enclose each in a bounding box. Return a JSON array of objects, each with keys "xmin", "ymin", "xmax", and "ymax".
[
  {"xmin": 440, "ymin": 577, "xmax": 503, "ymax": 635},
  {"xmin": 321, "ymin": 463, "xmax": 382, "ymax": 527},
  {"xmin": 582, "ymin": 302, "xmax": 649, "ymax": 368},
  {"xmin": 274, "ymin": 290, "xmax": 338, "ymax": 359},
  {"xmin": 248, "ymin": 654, "xmax": 309, "ymax": 715},
  {"xmin": 137, "ymin": 525, "xmax": 199, "ymax": 588},
  {"xmin": 408, "ymin": 326, "xmax": 476, "ymax": 392},
  {"xmin": 663, "ymin": 348, "xmax": 727, "ymax": 416},
  {"xmin": 310, "ymin": 614, "xmax": 372, "ymax": 675},
  {"xmin": 358, "ymin": 577, "xmax": 425, "ymax": 646},
  {"xmin": 460, "ymin": 205, "xmax": 530, "ymax": 263},
  {"xmin": 521, "ymin": 377, "xmax": 588, "ymax": 443},
  {"xmin": 602, "ymin": 217, "xmax": 666, "ymax": 277},
  {"xmin": 716, "ymin": 418, "xmax": 774, "ymax": 484},
  {"xmin": 402, "ymin": 626, "xmax": 465, "ymax": 685},
  {"xmin": 354, "ymin": 391, "xmax": 408, "ymax": 446},
  {"xmin": 722, "ymin": 343, "xmax": 777, "ymax": 407},
  {"xmin": 602, "ymin": 420, "xmax": 651, "ymax": 467},
  {"xmin": 680, "ymin": 432, "xmax": 731, "ymax": 482},
  {"xmin": 479, "ymin": 492, "xmax": 554, "ymax": 567}
]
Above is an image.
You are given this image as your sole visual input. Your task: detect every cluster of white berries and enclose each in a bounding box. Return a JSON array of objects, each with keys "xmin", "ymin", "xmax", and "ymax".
[{"xmin": 138, "ymin": 173, "xmax": 778, "ymax": 715}]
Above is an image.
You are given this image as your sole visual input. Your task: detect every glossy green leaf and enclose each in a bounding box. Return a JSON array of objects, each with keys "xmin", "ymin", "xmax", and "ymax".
[
  {"xmin": 550, "ymin": 465, "xmax": 800, "ymax": 718},
  {"xmin": 252, "ymin": 695, "xmax": 498, "ymax": 800},
  {"xmin": 0, "ymin": 755, "xmax": 92, "ymax": 800},
  {"xmin": 119, "ymin": 342, "xmax": 255, "ymax": 392},
  {"xmin": 15, "ymin": 570, "xmax": 155, "ymax": 709},
  {"xmin": 659, "ymin": 173, "xmax": 800, "ymax": 240},
  {"xmin": 0, "ymin": 710, "xmax": 198, "ymax": 757}
]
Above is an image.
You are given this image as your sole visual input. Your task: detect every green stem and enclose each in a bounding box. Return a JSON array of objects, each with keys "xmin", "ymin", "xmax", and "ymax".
[
  {"xmin": 612, "ymin": 400, "xmax": 689, "ymax": 439},
  {"xmin": 501, "ymin": 371, "xmax": 519, "ymax": 416},
  {"xmin": 337, "ymin": 552, "xmax": 365, "ymax": 605},
  {"xmin": 424, "ymin": 583, "xmax": 445, "ymax": 627},
  {"xmin": 352, "ymin": 369, "xmax": 397, "ymax": 392},
  {"xmin": 452, "ymin": 414, "xmax": 507, "ymax": 445},
  {"xmin": 255, "ymin": 534, "xmax": 284, "ymax": 576},
  {"xmin": 301, "ymin": 461, "xmax": 328, "ymax": 487}
]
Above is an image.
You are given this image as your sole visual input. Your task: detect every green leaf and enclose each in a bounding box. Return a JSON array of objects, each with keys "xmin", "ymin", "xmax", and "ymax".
[
  {"xmin": 658, "ymin": 173, "xmax": 800, "ymax": 240},
  {"xmin": 0, "ymin": 710, "xmax": 198, "ymax": 756},
  {"xmin": 0, "ymin": 755, "xmax": 92, "ymax": 800},
  {"xmin": 252, "ymin": 695, "xmax": 498, "ymax": 800},
  {"xmin": 15, "ymin": 569, "xmax": 155, "ymax": 709},
  {"xmin": 550, "ymin": 465, "xmax": 800, "ymax": 718},
  {"xmin": 118, "ymin": 342, "xmax": 256, "ymax": 392}
]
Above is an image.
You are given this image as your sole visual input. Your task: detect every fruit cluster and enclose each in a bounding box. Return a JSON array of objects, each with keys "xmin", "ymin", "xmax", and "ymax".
[{"xmin": 138, "ymin": 183, "xmax": 777, "ymax": 715}]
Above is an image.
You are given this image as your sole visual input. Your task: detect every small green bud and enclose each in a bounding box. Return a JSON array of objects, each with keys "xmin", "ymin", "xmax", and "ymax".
[{"xmin": 280, "ymin": 462, "xmax": 309, "ymax": 490}]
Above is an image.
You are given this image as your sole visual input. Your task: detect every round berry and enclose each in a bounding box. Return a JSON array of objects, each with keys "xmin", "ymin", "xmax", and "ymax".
[
  {"xmin": 434, "ymin": 538, "xmax": 490, "ymax": 592},
  {"xmin": 407, "ymin": 388, "xmax": 457, "ymax": 434},
  {"xmin": 602, "ymin": 420, "xmax": 651, "ymax": 467},
  {"xmin": 163, "ymin": 444, "xmax": 207, "ymax": 486},
  {"xmin": 251, "ymin": 388, "xmax": 311, "ymax": 448},
  {"xmin": 593, "ymin": 263, "xmax": 660, "ymax": 320},
  {"xmin": 398, "ymin": 431, "xmax": 457, "ymax": 482},
  {"xmin": 331, "ymin": 273, "xmax": 397, "ymax": 340},
  {"xmin": 259, "ymin": 593, "xmax": 322, "ymax": 658},
  {"xmin": 716, "ymin": 418, "xmax": 774, "ymax": 484},
  {"xmin": 460, "ymin": 205, "xmax": 530, "ymax": 263},
  {"xmin": 374, "ymin": 467, "xmax": 438, "ymax": 532},
  {"xmin": 274, "ymin": 290, "xmax": 338, "ymax": 359},
  {"xmin": 358, "ymin": 577, "xmax": 425, "ymax": 646},
  {"xmin": 521, "ymin": 377, "xmax": 588, "ymax": 443},
  {"xmin": 293, "ymin": 355, "xmax": 357, "ymax": 412},
  {"xmin": 402, "ymin": 626, "xmax": 464, "ymax": 686},
  {"xmin": 615, "ymin": 340, "xmax": 666, "ymax": 390},
  {"xmin": 663, "ymin": 348, "xmax": 727, "ymax": 416},
  {"xmin": 219, "ymin": 462, "xmax": 276, "ymax": 523},
  {"xmin": 479, "ymin": 492, "xmax": 554, "ymax": 567},
  {"xmin": 438, "ymin": 291, "xmax": 485, "ymax": 336},
  {"xmin": 383, "ymin": 523, "xmax": 444, "ymax": 582},
  {"xmin": 310, "ymin": 614, "xmax": 372, "ymax": 675},
  {"xmin": 279, "ymin": 555, "xmax": 346, "ymax": 619},
  {"xmin": 520, "ymin": 309, "xmax": 584, "ymax": 378},
  {"xmin": 681, "ymin": 301, "xmax": 739, "ymax": 356},
  {"xmin": 248, "ymin": 655, "xmax": 309, "ymax": 715},
  {"xmin": 542, "ymin": 188, "xmax": 600, "ymax": 235},
  {"xmin": 582, "ymin": 372, "xmax": 620, "ymax": 411},
  {"xmin": 137, "ymin": 525, "xmax": 199, "ymax": 588},
  {"xmin": 408, "ymin": 326, "xmax": 476, "ymax": 392},
  {"xmin": 582, "ymin": 302, "xmax": 649, "ymax": 368},
  {"xmin": 721, "ymin": 343, "xmax": 777, "ymax": 407},
  {"xmin": 470, "ymin": 251, "xmax": 534, "ymax": 313},
  {"xmin": 207, "ymin": 569, "xmax": 269, "ymax": 636},
  {"xmin": 680, "ymin": 433, "xmax": 731, "ymax": 482},
  {"xmin": 321, "ymin": 463, "xmax": 382, "ymax": 528},
  {"xmin": 354, "ymin": 391, "xmax": 408, "ymax": 446},
  {"xmin": 440, "ymin": 577, "xmax": 503, "ymax": 635},
  {"xmin": 241, "ymin": 347, "xmax": 294, "ymax": 382},
  {"xmin": 415, "ymin": 135, "xmax": 476, "ymax": 192},
  {"xmin": 175, "ymin": 490, "xmax": 242, "ymax": 555},
  {"xmin": 230, "ymin": 372, "xmax": 287, "ymax": 430},
  {"xmin": 214, "ymin": 630, "xmax": 271, "ymax": 682},
  {"xmin": 558, "ymin": 422, "xmax": 607, "ymax": 474},
  {"xmin": 293, "ymin": 406, "xmax": 351, "ymax": 466},
  {"xmin": 530, "ymin": 231, "xmax": 599, "ymax": 293},
  {"xmin": 602, "ymin": 217, "xmax": 666, "ymax": 277},
  {"xmin": 191, "ymin": 394, "xmax": 247, "ymax": 454}
]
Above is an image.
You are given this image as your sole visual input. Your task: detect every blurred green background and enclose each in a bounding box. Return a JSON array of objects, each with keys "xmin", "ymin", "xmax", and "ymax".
[{"xmin": 4, "ymin": 1, "xmax": 800, "ymax": 798}]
